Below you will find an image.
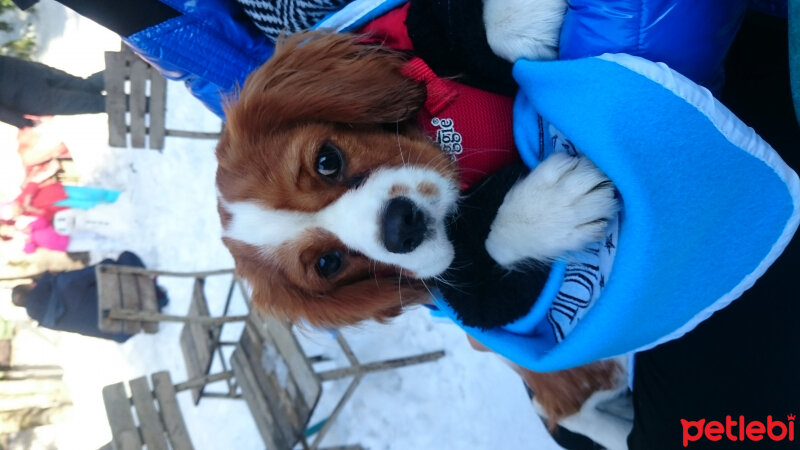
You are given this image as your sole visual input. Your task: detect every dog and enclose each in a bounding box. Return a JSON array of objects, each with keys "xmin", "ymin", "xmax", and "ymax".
[{"xmin": 216, "ymin": 31, "xmax": 622, "ymax": 426}]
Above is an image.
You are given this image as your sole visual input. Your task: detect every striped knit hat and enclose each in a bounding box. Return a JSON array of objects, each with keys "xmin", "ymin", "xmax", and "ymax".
[{"xmin": 236, "ymin": 0, "xmax": 351, "ymax": 41}]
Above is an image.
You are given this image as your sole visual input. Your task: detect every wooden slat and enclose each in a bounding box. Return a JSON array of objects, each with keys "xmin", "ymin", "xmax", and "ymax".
[
  {"xmin": 104, "ymin": 51, "xmax": 127, "ymax": 148},
  {"xmin": 128, "ymin": 376, "xmax": 168, "ymax": 450},
  {"xmin": 309, "ymin": 375, "xmax": 363, "ymax": 450},
  {"xmin": 102, "ymin": 382, "xmax": 142, "ymax": 448},
  {"xmin": 316, "ymin": 351, "xmax": 445, "ymax": 381},
  {"xmin": 151, "ymin": 371, "xmax": 193, "ymax": 450},
  {"xmin": 173, "ymin": 371, "xmax": 234, "ymax": 392},
  {"xmin": 259, "ymin": 315, "xmax": 320, "ymax": 410},
  {"xmin": 179, "ymin": 329, "xmax": 204, "ymax": 405},
  {"xmin": 148, "ymin": 70, "xmax": 167, "ymax": 150},
  {"xmin": 137, "ymin": 275, "xmax": 159, "ymax": 333},
  {"xmin": 119, "ymin": 273, "xmax": 142, "ymax": 335},
  {"xmin": 96, "ymin": 266, "xmax": 123, "ymax": 334},
  {"xmin": 241, "ymin": 324, "xmax": 305, "ymax": 443},
  {"xmin": 231, "ymin": 348, "xmax": 285, "ymax": 450},
  {"xmin": 190, "ymin": 278, "xmax": 214, "ymax": 361},
  {"xmin": 262, "ymin": 335, "xmax": 310, "ymax": 438},
  {"xmin": 119, "ymin": 430, "xmax": 141, "ymax": 450},
  {"xmin": 179, "ymin": 279, "xmax": 214, "ymax": 405},
  {"xmin": 164, "ymin": 130, "xmax": 220, "ymax": 139},
  {"xmin": 120, "ymin": 43, "xmax": 138, "ymax": 59},
  {"xmin": 250, "ymin": 317, "xmax": 317, "ymax": 436},
  {"xmin": 94, "ymin": 266, "xmax": 235, "ymax": 278},
  {"xmin": 128, "ymin": 60, "xmax": 148, "ymax": 148},
  {"xmin": 107, "ymin": 310, "xmax": 248, "ymax": 325}
]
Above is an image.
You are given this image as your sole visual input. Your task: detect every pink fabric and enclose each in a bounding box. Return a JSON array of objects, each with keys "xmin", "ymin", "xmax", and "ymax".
[{"xmin": 24, "ymin": 217, "xmax": 69, "ymax": 253}]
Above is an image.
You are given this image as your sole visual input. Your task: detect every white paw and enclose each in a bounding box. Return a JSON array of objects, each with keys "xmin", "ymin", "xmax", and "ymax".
[
  {"xmin": 483, "ymin": 0, "xmax": 567, "ymax": 62},
  {"xmin": 486, "ymin": 153, "xmax": 619, "ymax": 267}
]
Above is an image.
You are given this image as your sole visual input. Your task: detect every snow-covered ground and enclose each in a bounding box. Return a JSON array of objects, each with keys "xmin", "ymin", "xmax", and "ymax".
[{"xmin": 0, "ymin": 2, "xmax": 562, "ymax": 448}]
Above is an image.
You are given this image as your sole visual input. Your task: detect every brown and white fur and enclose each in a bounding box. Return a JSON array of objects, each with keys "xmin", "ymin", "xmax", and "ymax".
[{"xmin": 216, "ymin": 31, "xmax": 623, "ymax": 431}]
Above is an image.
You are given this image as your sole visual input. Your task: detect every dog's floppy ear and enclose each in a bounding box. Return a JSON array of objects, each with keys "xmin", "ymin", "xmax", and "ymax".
[
  {"xmin": 225, "ymin": 31, "xmax": 427, "ymax": 134},
  {"xmin": 250, "ymin": 274, "xmax": 426, "ymax": 328}
]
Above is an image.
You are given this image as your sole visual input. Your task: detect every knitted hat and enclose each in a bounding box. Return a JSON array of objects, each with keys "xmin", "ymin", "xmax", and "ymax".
[{"xmin": 237, "ymin": 0, "xmax": 351, "ymax": 42}]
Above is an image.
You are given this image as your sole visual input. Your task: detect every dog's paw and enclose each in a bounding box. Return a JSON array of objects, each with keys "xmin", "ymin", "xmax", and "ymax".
[
  {"xmin": 486, "ymin": 153, "xmax": 619, "ymax": 267},
  {"xmin": 483, "ymin": 0, "xmax": 567, "ymax": 62}
]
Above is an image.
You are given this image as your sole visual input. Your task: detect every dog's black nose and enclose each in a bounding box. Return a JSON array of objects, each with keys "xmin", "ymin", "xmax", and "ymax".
[{"xmin": 382, "ymin": 197, "xmax": 429, "ymax": 254}]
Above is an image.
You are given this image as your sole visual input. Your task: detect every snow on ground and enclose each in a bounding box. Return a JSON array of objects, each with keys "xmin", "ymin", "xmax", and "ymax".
[{"xmin": 1, "ymin": 1, "xmax": 563, "ymax": 448}]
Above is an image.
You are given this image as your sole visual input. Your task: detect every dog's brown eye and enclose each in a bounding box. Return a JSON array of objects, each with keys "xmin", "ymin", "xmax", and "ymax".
[
  {"xmin": 317, "ymin": 251, "xmax": 343, "ymax": 278},
  {"xmin": 317, "ymin": 142, "xmax": 343, "ymax": 180}
]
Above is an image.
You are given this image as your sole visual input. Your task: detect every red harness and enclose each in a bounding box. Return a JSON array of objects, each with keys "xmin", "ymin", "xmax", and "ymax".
[{"xmin": 360, "ymin": 4, "xmax": 519, "ymax": 190}]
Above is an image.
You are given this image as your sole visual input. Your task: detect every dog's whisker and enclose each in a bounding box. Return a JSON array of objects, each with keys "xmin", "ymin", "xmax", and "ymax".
[
  {"xmin": 397, "ymin": 267, "xmax": 405, "ymax": 309},
  {"xmin": 419, "ymin": 279, "xmax": 438, "ymax": 301},
  {"xmin": 372, "ymin": 260, "xmax": 381, "ymax": 287},
  {"xmin": 395, "ymin": 122, "xmax": 407, "ymax": 166},
  {"xmin": 432, "ymin": 275, "xmax": 472, "ymax": 296}
]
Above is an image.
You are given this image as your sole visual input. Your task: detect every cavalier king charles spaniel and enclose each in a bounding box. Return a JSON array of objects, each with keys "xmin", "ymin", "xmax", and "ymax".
[{"xmin": 216, "ymin": 31, "xmax": 624, "ymax": 428}]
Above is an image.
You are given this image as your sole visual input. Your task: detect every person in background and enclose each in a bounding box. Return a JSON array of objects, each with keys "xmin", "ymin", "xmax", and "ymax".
[
  {"xmin": 12, "ymin": 180, "xmax": 121, "ymax": 223},
  {"xmin": 0, "ymin": 55, "xmax": 106, "ymax": 129},
  {"xmin": 10, "ymin": 251, "xmax": 168, "ymax": 342}
]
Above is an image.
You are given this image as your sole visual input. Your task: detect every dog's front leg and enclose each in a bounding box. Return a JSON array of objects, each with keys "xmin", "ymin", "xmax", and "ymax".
[
  {"xmin": 483, "ymin": 0, "xmax": 567, "ymax": 62},
  {"xmin": 486, "ymin": 152, "xmax": 619, "ymax": 267}
]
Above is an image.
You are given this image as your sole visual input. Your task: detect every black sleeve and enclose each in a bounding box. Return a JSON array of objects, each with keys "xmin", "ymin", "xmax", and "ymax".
[
  {"xmin": 53, "ymin": 0, "xmax": 181, "ymax": 36},
  {"xmin": 628, "ymin": 11, "xmax": 800, "ymax": 450},
  {"xmin": 11, "ymin": 0, "xmax": 39, "ymax": 10},
  {"xmin": 435, "ymin": 163, "xmax": 553, "ymax": 329},
  {"xmin": 0, "ymin": 103, "xmax": 34, "ymax": 128}
]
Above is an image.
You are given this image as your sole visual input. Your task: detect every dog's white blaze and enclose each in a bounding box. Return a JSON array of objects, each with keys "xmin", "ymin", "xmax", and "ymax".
[
  {"xmin": 321, "ymin": 167, "xmax": 459, "ymax": 278},
  {"xmin": 222, "ymin": 200, "xmax": 313, "ymax": 249},
  {"xmin": 221, "ymin": 166, "xmax": 459, "ymax": 278}
]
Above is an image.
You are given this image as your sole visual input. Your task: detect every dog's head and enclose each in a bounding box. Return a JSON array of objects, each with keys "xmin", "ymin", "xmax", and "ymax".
[{"xmin": 216, "ymin": 32, "xmax": 459, "ymax": 326}]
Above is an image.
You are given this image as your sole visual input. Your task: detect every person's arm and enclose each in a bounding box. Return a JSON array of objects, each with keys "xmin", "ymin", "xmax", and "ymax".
[
  {"xmin": 54, "ymin": 0, "xmax": 180, "ymax": 36},
  {"xmin": 11, "ymin": 0, "xmax": 39, "ymax": 10},
  {"xmin": 124, "ymin": 0, "xmax": 273, "ymax": 117},
  {"xmin": 15, "ymin": 182, "xmax": 47, "ymax": 218},
  {"xmin": 50, "ymin": 0, "xmax": 272, "ymax": 117},
  {"xmin": 0, "ymin": 103, "xmax": 34, "ymax": 128}
]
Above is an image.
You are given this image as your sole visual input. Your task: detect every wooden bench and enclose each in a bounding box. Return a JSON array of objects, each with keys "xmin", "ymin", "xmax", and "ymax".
[
  {"xmin": 104, "ymin": 44, "xmax": 221, "ymax": 150},
  {"xmin": 232, "ymin": 313, "xmax": 445, "ymax": 449}
]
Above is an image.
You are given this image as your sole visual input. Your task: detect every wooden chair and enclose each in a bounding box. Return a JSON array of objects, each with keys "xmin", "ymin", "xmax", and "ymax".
[
  {"xmin": 96, "ymin": 265, "xmax": 248, "ymax": 335},
  {"xmin": 97, "ymin": 265, "xmax": 248, "ymax": 404},
  {"xmin": 179, "ymin": 277, "xmax": 245, "ymax": 404},
  {"xmin": 232, "ymin": 313, "xmax": 446, "ymax": 450},
  {"xmin": 102, "ymin": 370, "xmax": 234, "ymax": 450},
  {"xmin": 104, "ymin": 44, "xmax": 221, "ymax": 150}
]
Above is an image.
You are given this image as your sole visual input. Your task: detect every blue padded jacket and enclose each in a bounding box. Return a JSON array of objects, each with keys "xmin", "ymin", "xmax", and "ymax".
[
  {"xmin": 121, "ymin": 0, "xmax": 755, "ymax": 117},
  {"xmin": 124, "ymin": 0, "xmax": 274, "ymax": 118},
  {"xmin": 558, "ymin": 0, "xmax": 750, "ymax": 93}
]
